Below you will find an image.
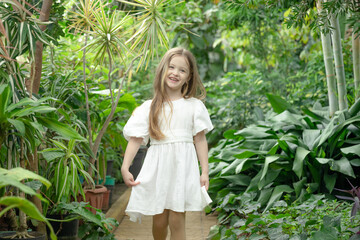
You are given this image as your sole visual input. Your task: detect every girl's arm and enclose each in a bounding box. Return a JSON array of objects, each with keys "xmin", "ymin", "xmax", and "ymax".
[
  {"xmin": 194, "ymin": 130, "xmax": 210, "ymax": 190},
  {"xmin": 121, "ymin": 137, "xmax": 143, "ymax": 187}
]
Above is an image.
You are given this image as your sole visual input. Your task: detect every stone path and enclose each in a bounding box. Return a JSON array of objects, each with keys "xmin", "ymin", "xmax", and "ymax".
[{"xmin": 114, "ymin": 211, "xmax": 217, "ymax": 240}]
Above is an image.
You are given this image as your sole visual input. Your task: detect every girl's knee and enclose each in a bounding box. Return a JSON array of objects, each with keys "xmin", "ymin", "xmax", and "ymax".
[
  {"xmin": 153, "ymin": 210, "xmax": 169, "ymax": 229},
  {"xmin": 168, "ymin": 211, "xmax": 185, "ymax": 231}
]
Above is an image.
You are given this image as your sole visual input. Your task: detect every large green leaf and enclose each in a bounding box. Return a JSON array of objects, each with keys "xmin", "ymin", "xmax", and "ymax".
[
  {"xmin": 0, "ymin": 167, "xmax": 51, "ymax": 188},
  {"xmin": 302, "ymin": 129, "xmax": 321, "ymax": 150},
  {"xmin": 235, "ymin": 126, "xmax": 272, "ymax": 139},
  {"xmin": 271, "ymin": 111, "xmax": 305, "ymax": 127},
  {"xmin": 293, "ymin": 147, "xmax": 310, "ymax": 179},
  {"xmin": 221, "ymin": 158, "xmax": 243, "ymax": 176},
  {"xmin": 220, "ymin": 174, "xmax": 251, "ymax": 186},
  {"xmin": 37, "ymin": 117, "xmax": 85, "ymax": 141},
  {"xmin": 7, "ymin": 118, "xmax": 25, "ymax": 136},
  {"xmin": 0, "ymin": 84, "xmax": 10, "ymax": 120},
  {"xmin": 315, "ymin": 117, "xmax": 337, "ymax": 148},
  {"xmin": 260, "ymin": 155, "xmax": 280, "ymax": 181},
  {"xmin": 316, "ymin": 157, "xmax": 355, "ymax": 178},
  {"xmin": 258, "ymin": 168, "xmax": 282, "ymax": 190},
  {"xmin": 257, "ymin": 188, "xmax": 273, "ymax": 207},
  {"xmin": 235, "ymin": 158, "xmax": 257, "ymax": 174},
  {"xmin": 263, "ymin": 185, "xmax": 293, "ymax": 212},
  {"xmin": 40, "ymin": 149, "xmax": 66, "ymax": 161},
  {"xmin": 324, "ymin": 172, "xmax": 337, "ymax": 193},
  {"xmin": 209, "ymin": 162, "xmax": 229, "ymax": 177},
  {"xmin": 293, "ymin": 177, "xmax": 307, "ymax": 198},
  {"xmin": 266, "ymin": 93, "xmax": 295, "ymax": 114},
  {"xmin": 0, "ymin": 197, "xmax": 57, "ymax": 240},
  {"xmin": 10, "ymin": 106, "xmax": 56, "ymax": 117},
  {"xmin": 341, "ymin": 144, "xmax": 360, "ymax": 156},
  {"xmin": 0, "ymin": 175, "xmax": 38, "ymax": 197},
  {"xmin": 331, "ymin": 157, "xmax": 355, "ymax": 178}
]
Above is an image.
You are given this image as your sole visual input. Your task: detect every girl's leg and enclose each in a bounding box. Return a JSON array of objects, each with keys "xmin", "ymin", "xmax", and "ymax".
[
  {"xmin": 168, "ymin": 210, "xmax": 186, "ymax": 240},
  {"xmin": 153, "ymin": 209, "xmax": 169, "ymax": 240}
]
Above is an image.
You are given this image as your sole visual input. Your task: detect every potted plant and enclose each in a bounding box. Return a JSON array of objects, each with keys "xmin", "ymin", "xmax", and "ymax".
[
  {"xmin": 40, "ymin": 138, "xmax": 97, "ymax": 237},
  {"xmin": 0, "ymin": 83, "xmax": 86, "ymax": 238},
  {"xmin": 0, "ymin": 167, "xmax": 56, "ymax": 240}
]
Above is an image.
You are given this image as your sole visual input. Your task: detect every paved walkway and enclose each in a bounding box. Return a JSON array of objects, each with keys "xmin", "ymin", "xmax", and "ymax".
[
  {"xmin": 106, "ymin": 187, "xmax": 218, "ymax": 240},
  {"xmin": 114, "ymin": 211, "xmax": 217, "ymax": 240}
]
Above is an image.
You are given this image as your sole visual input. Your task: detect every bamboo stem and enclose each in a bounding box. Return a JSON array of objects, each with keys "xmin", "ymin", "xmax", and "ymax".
[
  {"xmin": 317, "ymin": 0, "xmax": 338, "ymax": 116},
  {"xmin": 353, "ymin": 32, "xmax": 360, "ymax": 99},
  {"xmin": 330, "ymin": 13, "xmax": 348, "ymax": 110}
]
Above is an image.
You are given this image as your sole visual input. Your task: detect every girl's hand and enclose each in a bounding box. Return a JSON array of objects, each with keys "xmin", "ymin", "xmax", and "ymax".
[
  {"xmin": 121, "ymin": 169, "xmax": 140, "ymax": 187},
  {"xmin": 200, "ymin": 173, "xmax": 209, "ymax": 191}
]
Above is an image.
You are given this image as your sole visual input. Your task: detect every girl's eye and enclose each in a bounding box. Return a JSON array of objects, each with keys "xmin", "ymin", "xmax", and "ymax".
[
  {"xmin": 180, "ymin": 69, "xmax": 186, "ymax": 73},
  {"xmin": 169, "ymin": 66, "xmax": 174, "ymax": 69}
]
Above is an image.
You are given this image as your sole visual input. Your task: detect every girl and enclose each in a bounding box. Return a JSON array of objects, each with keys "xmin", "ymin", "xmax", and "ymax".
[{"xmin": 121, "ymin": 47, "xmax": 213, "ymax": 240}]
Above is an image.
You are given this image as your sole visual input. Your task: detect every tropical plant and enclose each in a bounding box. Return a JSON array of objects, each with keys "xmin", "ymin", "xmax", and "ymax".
[
  {"xmin": 0, "ymin": 81, "xmax": 86, "ymax": 236},
  {"xmin": 65, "ymin": 0, "xmax": 173, "ymax": 183},
  {"xmin": 208, "ymin": 94, "xmax": 360, "ymax": 213},
  {"xmin": 40, "ymin": 139, "xmax": 95, "ymax": 213},
  {"xmin": 0, "ymin": 167, "xmax": 56, "ymax": 239},
  {"xmin": 0, "ymin": 0, "xmax": 53, "ymax": 92},
  {"xmin": 50, "ymin": 202, "xmax": 118, "ymax": 240},
  {"xmin": 207, "ymin": 194, "xmax": 360, "ymax": 239}
]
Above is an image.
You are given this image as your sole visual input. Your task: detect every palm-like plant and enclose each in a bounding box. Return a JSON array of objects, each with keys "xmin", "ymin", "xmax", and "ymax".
[
  {"xmin": 118, "ymin": 0, "xmax": 170, "ymax": 68},
  {"xmin": 0, "ymin": 0, "xmax": 53, "ymax": 92},
  {"xmin": 66, "ymin": 0, "xmax": 172, "ymax": 182}
]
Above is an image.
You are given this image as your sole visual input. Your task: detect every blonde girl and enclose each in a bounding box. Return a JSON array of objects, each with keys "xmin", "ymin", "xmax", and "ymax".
[{"xmin": 121, "ymin": 47, "xmax": 213, "ymax": 240}]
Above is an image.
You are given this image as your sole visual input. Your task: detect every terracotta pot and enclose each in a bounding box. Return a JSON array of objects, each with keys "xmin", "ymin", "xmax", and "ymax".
[
  {"xmin": 84, "ymin": 185, "xmax": 107, "ymax": 214},
  {"xmin": 101, "ymin": 189, "xmax": 111, "ymax": 210}
]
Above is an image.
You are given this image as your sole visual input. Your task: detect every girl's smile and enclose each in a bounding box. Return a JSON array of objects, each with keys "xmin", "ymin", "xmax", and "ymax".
[{"xmin": 165, "ymin": 55, "xmax": 190, "ymax": 96}]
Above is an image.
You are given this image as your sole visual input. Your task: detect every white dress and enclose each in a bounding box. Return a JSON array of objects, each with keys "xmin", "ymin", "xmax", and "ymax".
[{"xmin": 123, "ymin": 97, "xmax": 213, "ymax": 223}]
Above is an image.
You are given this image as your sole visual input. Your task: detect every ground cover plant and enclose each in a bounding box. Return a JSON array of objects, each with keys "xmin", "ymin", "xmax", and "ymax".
[{"xmin": 207, "ymin": 194, "xmax": 360, "ymax": 239}]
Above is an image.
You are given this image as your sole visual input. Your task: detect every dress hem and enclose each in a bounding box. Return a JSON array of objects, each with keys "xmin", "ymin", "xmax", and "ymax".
[{"xmin": 126, "ymin": 207, "xmax": 207, "ymax": 223}]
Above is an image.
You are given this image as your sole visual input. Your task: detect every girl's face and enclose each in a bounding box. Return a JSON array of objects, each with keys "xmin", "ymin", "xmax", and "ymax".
[{"xmin": 164, "ymin": 55, "xmax": 190, "ymax": 95}]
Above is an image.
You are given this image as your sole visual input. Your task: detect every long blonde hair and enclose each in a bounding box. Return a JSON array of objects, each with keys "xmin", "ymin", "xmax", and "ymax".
[{"xmin": 149, "ymin": 47, "xmax": 206, "ymax": 140}]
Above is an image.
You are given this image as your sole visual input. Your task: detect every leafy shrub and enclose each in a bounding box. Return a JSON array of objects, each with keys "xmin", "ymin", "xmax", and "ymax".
[
  {"xmin": 208, "ymin": 95, "xmax": 360, "ymax": 212},
  {"xmin": 208, "ymin": 194, "xmax": 360, "ymax": 240},
  {"xmin": 205, "ymin": 71, "xmax": 271, "ymax": 145}
]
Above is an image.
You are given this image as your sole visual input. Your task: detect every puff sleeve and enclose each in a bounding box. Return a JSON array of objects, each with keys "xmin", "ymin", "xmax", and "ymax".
[
  {"xmin": 123, "ymin": 100, "xmax": 151, "ymax": 145},
  {"xmin": 192, "ymin": 99, "xmax": 214, "ymax": 136}
]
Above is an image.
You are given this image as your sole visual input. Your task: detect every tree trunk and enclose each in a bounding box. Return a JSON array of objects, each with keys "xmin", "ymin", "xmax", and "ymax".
[
  {"xmin": 87, "ymin": 56, "xmax": 141, "ymax": 178},
  {"xmin": 353, "ymin": 32, "xmax": 360, "ymax": 99},
  {"xmin": 330, "ymin": 13, "xmax": 348, "ymax": 110},
  {"xmin": 32, "ymin": 0, "xmax": 53, "ymax": 94},
  {"xmin": 317, "ymin": 0, "xmax": 338, "ymax": 116},
  {"xmin": 19, "ymin": 139, "xmax": 27, "ymax": 233},
  {"xmin": 28, "ymin": 149, "xmax": 46, "ymax": 235}
]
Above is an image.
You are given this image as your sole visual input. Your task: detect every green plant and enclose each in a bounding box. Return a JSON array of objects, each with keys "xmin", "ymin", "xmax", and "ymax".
[
  {"xmin": 41, "ymin": 139, "xmax": 95, "ymax": 212},
  {"xmin": 208, "ymin": 193, "xmax": 360, "ymax": 239},
  {"xmin": 208, "ymin": 94, "xmax": 360, "ymax": 213},
  {"xmin": 0, "ymin": 167, "xmax": 56, "ymax": 240},
  {"xmin": 53, "ymin": 202, "xmax": 118, "ymax": 240}
]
